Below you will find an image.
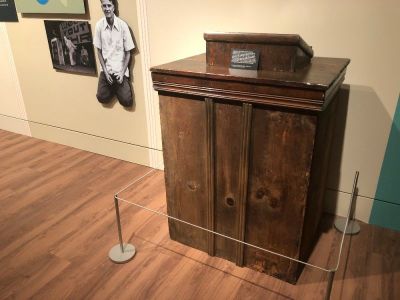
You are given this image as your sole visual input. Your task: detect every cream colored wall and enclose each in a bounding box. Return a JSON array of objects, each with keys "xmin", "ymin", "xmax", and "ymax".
[
  {"xmin": 0, "ymin": 23, "xmax": 31, "ymax": 136},
  {"xmin": 135, "ymin": 0, "xmax": 164, "ymax": 169},
  {"xmin": 4, "ymin": 0, "xmax": 150, "ymax": 166},
  {"xmin": 145, "ymin": 0, "xmax": 400, "ymax": 221}
]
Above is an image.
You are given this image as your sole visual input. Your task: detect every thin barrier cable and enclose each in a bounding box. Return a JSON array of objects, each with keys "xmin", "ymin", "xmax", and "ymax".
[
  {"xmin": 115, "ymin": 168, "xmax": 356, "ymax": 274},
  {"xmin": 0, "ymin": 113, "xmax": 163, "ymax": 152},
  {"xmin": 115, "ymin": 168, "xmax": 157, "ymax": 196},
  {"xmin": 117, "ymin": 195, "xmax": 330, "ymax": 273},
  {"xmin": 327, "ymin": 186, "xmax": 394, "ymax": 206}
]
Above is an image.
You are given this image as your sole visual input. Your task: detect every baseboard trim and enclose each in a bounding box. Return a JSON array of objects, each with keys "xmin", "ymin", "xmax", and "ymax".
[
  {"xmin": 29, "ymin": 123, "xmax": 151, "ymax": 167},
  {"xmin": 0, "ymin": 114, "xmax": 31, "ymax": 136}
]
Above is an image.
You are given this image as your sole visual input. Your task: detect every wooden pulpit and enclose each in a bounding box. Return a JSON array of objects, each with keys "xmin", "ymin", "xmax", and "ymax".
[{"xmin": 151, "ymin": 32, "xmax": 350, "ymax": 283}]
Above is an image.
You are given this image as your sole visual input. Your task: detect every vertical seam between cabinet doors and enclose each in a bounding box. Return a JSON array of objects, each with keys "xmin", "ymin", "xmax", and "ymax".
[
  {"xmin": 205, "ymin": 98, "xmax": 216, "ymax": 256},
  {"xmin": 236, "ymin": 103, "xmax": 253, "ymax": 266}
]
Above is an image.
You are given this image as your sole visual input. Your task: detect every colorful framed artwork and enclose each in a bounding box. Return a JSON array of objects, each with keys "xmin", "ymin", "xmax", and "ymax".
[{"xmin": 15, "ymin": 0, "xmax": 85, "ymax": 14}]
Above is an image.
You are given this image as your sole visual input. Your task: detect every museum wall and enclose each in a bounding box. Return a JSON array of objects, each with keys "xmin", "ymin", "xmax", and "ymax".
[
  {"xmin": 0, "ymin": 23, "xmax": 31, "ymax": 136},
  {"xmin": 144, "ymin": 0, "xmax": 400, "ymax": 229},
  {"xmin": 2, "ymin": 0, "xmax": 151, "ymax": 166}
]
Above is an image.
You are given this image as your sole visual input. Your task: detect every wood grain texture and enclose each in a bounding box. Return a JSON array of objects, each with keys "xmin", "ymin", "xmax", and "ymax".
[
  {"xmin": 214, "ymin": 100, "xmax": 242, "ymax": 262},
  {"xmin": 1, "ymin": 130, "xmax": 399, "ymax": 300},
  {"xmin": 153, "ymin": 76, "xmax": 328, "ymax": 111},
  {"xmin": 151, "ymin": 53, "xmax": 349, "ymax": 112},
  {"xmin": 206, "ymin": 42, "xmax": 308, "ymax": 72},
  {"xmin": 151, "ymin": 54, "xmax": 350, "ymax": 92},
  {"xmin": 204, "ymin": 32, "xmax": 314, "ymax": 57},
  {"xmin": 300, "ymin": 95, "xmax": 338, "ymax": 262},
  {"xmin": 244, "ymin": 108, "xmax": 317, "ymax": 282},
  {"xmin": 205, "ymin": 33, "xmax": 314, "ymax": 72},
  {"xmin": 235, "ymin": 103, "xmax": 253, "ymax": 266},
  {"xmin": 153, "ymin": 38, "xmax": 349, "ymax": 282},
  {"xmin": 159, "ymin": 95, "xmax": 209, "ymax": 252}
]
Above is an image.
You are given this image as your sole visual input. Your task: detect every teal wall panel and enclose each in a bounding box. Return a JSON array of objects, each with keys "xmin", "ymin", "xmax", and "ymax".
[
  {"xmin": 370, "ymin": 201, "xmax": 400, "ymax": 231},
  {"xmin": 370, "ymin": 96, "xmax": 400, "ymax": 231}
]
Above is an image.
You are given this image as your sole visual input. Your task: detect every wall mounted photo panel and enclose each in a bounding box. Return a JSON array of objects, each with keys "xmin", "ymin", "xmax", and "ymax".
[
  {"xmin": 44, "ymin": 20, "xmax": 96, "ymax": 75},
  {"xmin": 0, "ymin": 0, "xmax": 18, "ymax": 21},
  {"xmin": 15, "ymin": 0, "xmax": 85, "ymax": 14}
]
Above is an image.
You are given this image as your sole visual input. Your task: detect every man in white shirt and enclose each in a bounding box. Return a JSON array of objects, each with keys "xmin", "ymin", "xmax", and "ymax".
[
  {"xmin": 93, "ymin": 0, "xmax": 135, "ymax": 107},
  {"xmin": 64, "ymin": 36, "xmax": 77, "ymax": 66}
]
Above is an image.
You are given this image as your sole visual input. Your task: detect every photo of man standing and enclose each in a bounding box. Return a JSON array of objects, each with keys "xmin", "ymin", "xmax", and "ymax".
[{"xmin": 93, "ymin": 0, "xmax": 135, "ymax": 107}]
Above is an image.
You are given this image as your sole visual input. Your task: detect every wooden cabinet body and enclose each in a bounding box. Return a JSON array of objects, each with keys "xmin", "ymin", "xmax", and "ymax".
[{"xmin": 151, "ymin": 33, "xmax": 350, "ymax": 283}]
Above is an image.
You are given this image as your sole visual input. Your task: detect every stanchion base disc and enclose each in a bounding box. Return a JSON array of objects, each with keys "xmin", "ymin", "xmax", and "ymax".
[
  {"xmin": 109, "ymin": 243, "xmax": 136, "ymax": 263},
  {"xmin": 334, "ymin": 218, "xmax": 360, "ymax": 235}
]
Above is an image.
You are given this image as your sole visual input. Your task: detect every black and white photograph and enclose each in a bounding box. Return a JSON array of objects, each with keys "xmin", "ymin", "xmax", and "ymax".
[
  {"xmin": 44, "ymin": 20, "xmax": 96, "ymax": 75},
  {"xmin": 94, "ymin": 0, "xmax": 136, "ymax": 107}
]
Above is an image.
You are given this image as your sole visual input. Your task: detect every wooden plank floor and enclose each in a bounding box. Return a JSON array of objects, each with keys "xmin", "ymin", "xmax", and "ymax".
[{"xmin": 0, "ymin": 129, "xmax": 399, "ymax": 300}]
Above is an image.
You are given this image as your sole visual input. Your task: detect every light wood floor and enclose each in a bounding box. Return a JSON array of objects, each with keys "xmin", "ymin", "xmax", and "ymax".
[{"xmin": 0, "ymin": 129, "xmax": 399, "ymax": 300}]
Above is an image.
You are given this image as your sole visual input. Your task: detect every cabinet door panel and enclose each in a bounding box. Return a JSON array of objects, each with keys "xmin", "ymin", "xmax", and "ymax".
[
  {"xmin": 244, "ymin": 107, "xmax": 317, "ymax": 281},
  {"xmin": 159, "ymin": 95, "xmax": 208, "ymax": 252}
]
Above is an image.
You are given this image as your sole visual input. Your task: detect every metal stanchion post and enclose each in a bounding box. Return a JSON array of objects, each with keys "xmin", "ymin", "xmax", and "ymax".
[
  {"xmin": 115, "ymin": 195, "xmax": 124, "ymax": 252},
  {"xmin": 324, "ymin": 271, "xmax": 335, "ymax": 300},
  {"xmin": 108, "ymin": 195, "xmax": 136, "ymax": 263},
  {"xmin": 334, "ymin": 171, "xmax": 361, "ymax": 234}
]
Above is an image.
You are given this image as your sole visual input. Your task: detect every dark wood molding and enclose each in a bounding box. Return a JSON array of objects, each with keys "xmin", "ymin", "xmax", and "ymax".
[
  {"xmin": 322, "ymin": 69, "xmax": 347, "ymax": 110},
  {"xmin": 235, "ymin": 103, "xmax": 253, "ymax": 266},
  {"xmin": 205, "ymin": 98, "xmax": 216, "ymax": 256},
  {"xmin": 151, "ymin": 53, "xmax": 350, "ymax": 112},
  {"xmin": 154, "ymin": 81, "xmax": 326, "ymax": 111}
]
